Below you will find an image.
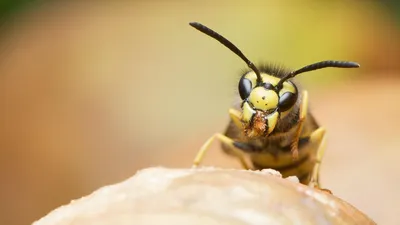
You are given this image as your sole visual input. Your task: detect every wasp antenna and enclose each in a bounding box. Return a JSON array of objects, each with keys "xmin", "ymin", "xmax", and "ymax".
[
  {"xmin": 291, "ymin": 61, "xmax": 360, "ymax": 76},
  {"xmin": 189, "ymin": 22, "xmax": 263, "ymax": 84},
  {"xmin": 277, "ymin": 60, "xmax": 360, "ymax": 88}
]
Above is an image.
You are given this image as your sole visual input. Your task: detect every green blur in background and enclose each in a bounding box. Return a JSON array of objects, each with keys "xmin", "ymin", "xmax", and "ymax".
[{"xmin": 0, "ymin": 1, "xmax": 399, "ymax": 225}]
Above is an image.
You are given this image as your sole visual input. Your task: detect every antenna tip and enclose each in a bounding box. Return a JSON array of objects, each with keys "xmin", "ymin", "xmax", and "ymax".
[
  {"xmin": 349, "ymin": 62, "xmax": 360, "ymax": 68},
  {"xmin": 189, "ymin": 22, "xmax": 200, "ymax": 27}
]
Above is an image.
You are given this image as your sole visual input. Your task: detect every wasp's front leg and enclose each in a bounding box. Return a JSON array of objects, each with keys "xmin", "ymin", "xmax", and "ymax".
[
  {"xmin": 192, "ymin": 133, "xmax": 251, "ymax": 169},
  {"xmin": 192, "ymin": 108, "xmax": 250, "ymax": 169},
  {"xmin": 291, "ymin": 90, "xmax": 308, "ymax": 159}
]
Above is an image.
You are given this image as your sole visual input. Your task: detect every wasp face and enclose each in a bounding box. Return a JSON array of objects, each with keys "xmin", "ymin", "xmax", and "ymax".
[{"xmin": 238, "ymin": 71, "xmax": 298, "ymax": 138}]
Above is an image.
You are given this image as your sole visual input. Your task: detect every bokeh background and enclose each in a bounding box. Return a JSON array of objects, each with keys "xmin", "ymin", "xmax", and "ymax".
[{"xmin": 0, "ymin": 1, "xmax": 399, "ymax": 224}]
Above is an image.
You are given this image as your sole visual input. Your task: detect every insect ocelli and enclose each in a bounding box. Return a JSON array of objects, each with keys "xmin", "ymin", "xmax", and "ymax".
[{"xmin": 189, "ymin": 22, "xmax": 360, "ymax": 189}]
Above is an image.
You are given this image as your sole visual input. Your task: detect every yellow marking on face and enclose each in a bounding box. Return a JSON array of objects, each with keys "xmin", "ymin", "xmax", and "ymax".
[
  {"xmin": 242, "ymin": 102, "xmax": 255, "ymax": 123},
  {"xmin": 261, "ymin": 74, "xmax": 281, "ymax": 85},
  {"xmin": 244, "ymin": 72, "xmax": 296, "ymax": 97},
  {"xmin": 248, "ymin": 87, "xmax": 278, "ymax": 111},
  {"xmin": 244, "ymin": 72, "xmax": 280, "ymax": 87},
  {"xmin": 279, "ymin": 83, "xmax": 296, "ymax": 97},
  {"xmin": 266, "ymin": 110, "xmax": 280, "ymax": 134}
]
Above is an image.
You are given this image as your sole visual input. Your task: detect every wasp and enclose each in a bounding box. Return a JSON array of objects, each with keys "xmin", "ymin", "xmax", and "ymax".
[{"xmin": 189, "ymin": 22, "xmax": 360, "ymax": 189}]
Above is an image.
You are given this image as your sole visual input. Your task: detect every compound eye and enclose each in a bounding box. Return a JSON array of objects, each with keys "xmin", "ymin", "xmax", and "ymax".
[
  {"xmin": 238, "ymin": 77, "xmax": 252, "ymax": 100},
  {"xmin": 278, "ymin": 92, "xmax": 298, "ymax": 112}
]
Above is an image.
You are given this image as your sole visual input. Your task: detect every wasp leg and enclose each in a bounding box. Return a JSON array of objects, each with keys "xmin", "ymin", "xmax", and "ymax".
[
  {"xmin": 228, "ymin": 108, "xmax": 242, "ymax": 129},
  {"xmin": 308, "ymin": 127, "xmax": 331, "ymax": 193},
  {"xmin": 192, "ymin": 133, "xmax": 250, "ymax": 170},
  {"xmin": 291, "ymin": 90, "xmax": 309, "ymax": 159}
]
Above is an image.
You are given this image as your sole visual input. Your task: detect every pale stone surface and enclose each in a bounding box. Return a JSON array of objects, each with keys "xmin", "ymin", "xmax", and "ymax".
[{"xmin": 32, "ymin": 167, "xmax": 375, "ymax": 225}]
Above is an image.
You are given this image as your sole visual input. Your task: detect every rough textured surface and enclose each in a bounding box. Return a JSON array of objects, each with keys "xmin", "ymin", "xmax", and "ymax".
[{"xmin": 32, "ymin": 167, "xmax": 375, "ymax": 225}]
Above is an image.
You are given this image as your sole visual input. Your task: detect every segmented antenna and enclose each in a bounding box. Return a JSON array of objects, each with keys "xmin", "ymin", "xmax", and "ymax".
[
  {"xmin": 189, "ymin": 22, "xmax": 263, "ymax": 84},
  {"xmin": 276, "ymin": 60, "xmax": 360, "ymax": 89}
]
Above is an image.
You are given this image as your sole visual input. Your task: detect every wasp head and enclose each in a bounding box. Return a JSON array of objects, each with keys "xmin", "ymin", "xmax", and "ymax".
[{"xmin": 238, "ymin": 70, "xmax": 298, "ymax": 138}]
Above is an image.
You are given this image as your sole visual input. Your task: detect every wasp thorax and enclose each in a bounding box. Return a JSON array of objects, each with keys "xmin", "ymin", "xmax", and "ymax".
[{"xmin": 248, "ymin": 86, "xmax": 279, "ymax": 111}]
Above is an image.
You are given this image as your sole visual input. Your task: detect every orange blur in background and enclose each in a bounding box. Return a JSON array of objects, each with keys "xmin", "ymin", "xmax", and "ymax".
[{"xmin": 0, "ymin": 1, "xmax": 399, "ymax": 225}]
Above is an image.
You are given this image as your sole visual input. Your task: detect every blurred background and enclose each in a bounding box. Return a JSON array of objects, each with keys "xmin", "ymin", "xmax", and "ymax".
[{"xmin": 0, "ymin": 1, "xmax": 399, "ymax": 224}]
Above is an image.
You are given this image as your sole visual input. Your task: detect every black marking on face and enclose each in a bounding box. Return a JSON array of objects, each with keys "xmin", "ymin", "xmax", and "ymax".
[{"xmin": 263, "ymin": 82, "xmax": 275, "ymax": 91}]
